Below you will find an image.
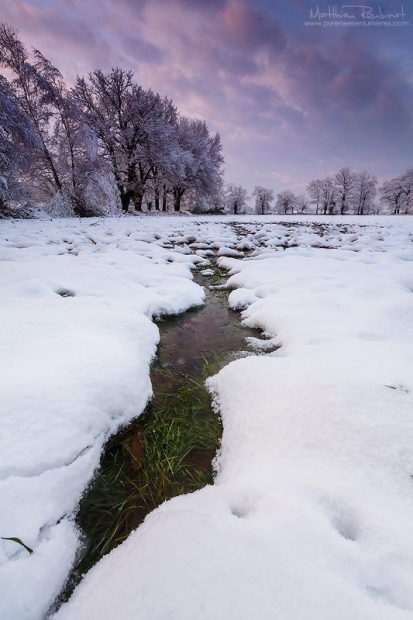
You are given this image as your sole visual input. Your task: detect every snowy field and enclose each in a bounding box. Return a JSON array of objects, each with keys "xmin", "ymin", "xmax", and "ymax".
[{"xmin": 1, "ymin": 214, "xmax": 413, "ymax": 620}]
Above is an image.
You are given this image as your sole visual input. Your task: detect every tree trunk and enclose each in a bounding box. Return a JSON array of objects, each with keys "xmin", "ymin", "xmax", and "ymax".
[
  {"xmin": 121, "ymin": 193, "xmax": 130, "ymax": 212},
  {"xmin": 134, "ymin": 194, "xmax": 143, "ymax": 211},
  {"xmin": 174, "ymin": 189, "xmax": 181, "ymax": 211},
  {"xmin": 162, "ymin": 189, "xmax": 167, "ymax": 212},
  {"xmin": 154, "ymin": 187, "xmax": 160, "ymax": 211},
  {"xmin": 234, "ymin": 201, "xmax": 238, "ymax": 215}
]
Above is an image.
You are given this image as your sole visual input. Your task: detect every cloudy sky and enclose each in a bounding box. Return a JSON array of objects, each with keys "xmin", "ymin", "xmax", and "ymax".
[{"xmin": 1, "ymin": 0, "xmax": 412, "ymax": 195}]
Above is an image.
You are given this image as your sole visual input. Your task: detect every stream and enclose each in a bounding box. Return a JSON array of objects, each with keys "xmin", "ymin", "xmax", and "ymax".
[{"xmin": 53, "ymin": 258, "xmax": 276, "ymax": 610}]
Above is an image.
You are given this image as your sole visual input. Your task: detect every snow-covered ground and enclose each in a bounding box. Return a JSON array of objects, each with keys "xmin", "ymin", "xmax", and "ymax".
[{"xmin": 1, "ymin": 215, "xmax": 413, "ymax": 619}]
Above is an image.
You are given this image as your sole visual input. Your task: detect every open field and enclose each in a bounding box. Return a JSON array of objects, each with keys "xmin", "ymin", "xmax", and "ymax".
[{"xmin": 1, "ymin": 215, "xmax": 413, "ymax": 619}]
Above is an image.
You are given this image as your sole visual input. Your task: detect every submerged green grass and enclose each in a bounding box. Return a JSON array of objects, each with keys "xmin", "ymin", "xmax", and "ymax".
[{"xmin": 56, "ymin": 350, "xmax": 223, "ymax": 608}]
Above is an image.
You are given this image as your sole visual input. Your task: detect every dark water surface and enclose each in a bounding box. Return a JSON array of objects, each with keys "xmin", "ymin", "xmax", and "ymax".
[{"xmin": 155, "ymin": 266, "xmax": 262, "ymax": 384}]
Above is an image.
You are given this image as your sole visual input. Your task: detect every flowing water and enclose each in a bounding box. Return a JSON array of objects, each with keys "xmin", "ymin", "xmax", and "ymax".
[{"xmin": 53, "ymin": 260, "xmax": 276, "ymax": 610}]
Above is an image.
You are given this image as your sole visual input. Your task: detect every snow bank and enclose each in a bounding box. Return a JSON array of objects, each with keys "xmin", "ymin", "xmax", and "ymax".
[
  {"xmin": 0, "ymin": 217, "xmax": 212, "ymax": 619},
  {"xmin": 53, "ymin": 216, "xmax": 413, "ymax": 620},
  {"xmin": 2, "ymin": 215, "xmax": 413, "ymax": 619}
]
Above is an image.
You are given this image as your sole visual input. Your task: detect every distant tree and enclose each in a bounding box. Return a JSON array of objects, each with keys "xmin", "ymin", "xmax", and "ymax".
[
  {"xmin": 252, "ymin": 186, "xmax": 274, "ymax": 214},
  {"xmin": 275, "ymin": 189, "xmax": 296, "ymax": 214},
  {"xmin": 224, "ymin": 183, "xmax": 249, "ymax": 214},
  {"xmin": 354, "ymin": 171, "xmax": 377, "ymax": 215},
  {"xmin": 399, "ymin": 169, "xmax": 413, "ymax": 214},
  {"xmin": 334, "ymin": 167, "xmax": 357, "ymax": 215},
  {"xmin": 183, "ymin": 176, "xmax": 226, "ymax": 214},
  {"xmin": 320, "ymin": 177, "xmax": 337, "ymax": 214},
  {"xmin": 205, "ymin": 178, "xmax": 226, "ymax": 213},
  {"xmin": 295, "ymin": 193, "xmax": 309, "ymax": 213},
  {"xmin": 379, "ymin": 168, "xmax": 413, "ymax": 214},
  {"xmin": 307, "ymin": 179, "xmax": 323, "ymax": 214},
  {"xmin": 379, "ymin": 176, "xmax": 403, "ymax": 214}
]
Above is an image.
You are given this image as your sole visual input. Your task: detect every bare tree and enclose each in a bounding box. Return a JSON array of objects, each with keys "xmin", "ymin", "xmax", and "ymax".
[
  {"xmin": 379, "ymin": 168, "xmax": 413, "ymax": 214},
  {"xmin": 275, "ymin": 189, "xmax": 296, "ymax": 214},
  {"xmin": 252, "ymin": 186, "xmax": 274, "ymax": 214},
  {"xmin": 75, "ymin": 68, "xmax": 175, "ymax": 211},
  {"xmin": 0, "ymin": 74, "xmax": 39, "ymax": 212},
  {"xmin": 295, "ymin": 193, "xmax": 309, "ymax": 213},
  {"xmin": 400, "ymin": 169, "xmax": 413, "ymax": 214},
  {"xmin": 334, "ymin": 167, "xmax": 356, "ymax": 215},
  {"xmin": 0, "ymin": 23, "xmax": 63, "ymax": 197},
  {"xmin": 141, "ymin": 96, "xmax": 180, "ymax": 212},
  {"xmin": 168, "ymin": 117, "xmax": 224, "ymax": 212},
  {"xmin": 354, "ymin": 171, "xmax": 377, "ymax": 215},
  {"xmin": 319, "ymin": 177, "xmax": 337, "ymax": 214},
  {"xmin": 0, "ymin": 23, "xmax": 98, "ymax": 214},
  {"xmin": 224, "ymin": 183, "xmax": 249, "ymax": 214},
  {"xmin": 307, "ymin": 179, "xmax": 323, "ymax": 214}
]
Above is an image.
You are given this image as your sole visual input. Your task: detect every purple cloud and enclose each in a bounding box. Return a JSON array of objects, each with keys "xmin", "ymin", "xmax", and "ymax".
[{"xmin": 1, "ymin": 0, "xmax": 411, "ymax": 193}]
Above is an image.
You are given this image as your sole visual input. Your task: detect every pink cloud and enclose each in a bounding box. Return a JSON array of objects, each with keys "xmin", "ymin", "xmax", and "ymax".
[{"xmin": 1, "ymin": 0, "xmax": 411, "ymax": 193}]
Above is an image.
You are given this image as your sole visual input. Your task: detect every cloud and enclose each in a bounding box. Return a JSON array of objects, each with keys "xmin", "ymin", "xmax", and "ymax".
[{"xmin": 1, "ymin": 0, "xmax": 412, "ymax": 192}]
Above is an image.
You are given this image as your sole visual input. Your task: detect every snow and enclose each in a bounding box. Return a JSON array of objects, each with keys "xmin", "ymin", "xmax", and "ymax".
[
  {"xmin": 1, "ymin": 214, "xmax": 413, "ymax": 619},
  {"xmin": 0, "ymin": 217, "xmax": 211, "ymax": 619}
]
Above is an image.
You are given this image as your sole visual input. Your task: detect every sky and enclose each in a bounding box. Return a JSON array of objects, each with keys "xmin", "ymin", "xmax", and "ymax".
[{"xmin": 0, "ymin": 0, "xmax": 412, "ymax": 196}]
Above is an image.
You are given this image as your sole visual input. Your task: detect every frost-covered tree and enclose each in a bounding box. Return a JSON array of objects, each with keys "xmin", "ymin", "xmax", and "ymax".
[
  {"xmin": 318, "ymin": 177, "xmax": 337, "ymax": 215},
  {"xmin": 0, "ymin": 23, "xmax": 98, "ymax": 213},
  {"xmin": 334, "ymin": 167, "xmax": 356, "ymax": 215},
  {"xmin": 178, "ymin": 177, "xmax": 226, "ymax": 214},
  {"xmin": 307, "ymin": 179, "xmax": 323, "ymax": 214},
  {"xmin": 0, "ymin": 74, "xmax": 39, "ymax": 212},
  {"xmin": 398, "ymin": 169, "xmax": 413, "ymax": 214},
  {"xmin": 354, "ymin": 171, "xmax": 377, "ymax": 215},
  {"xmin": 379, "ymin": 169, "xmax": 413, "ymax": 214},
  {"xmin": 168, "ymin": 117, "xmax": 224, "ymax": 212},
  {"xmin": 142, "ymin": 96, "xmax": 181, "ymax": 212},
  {"xmin": 224, "ymin": 183, "xmax": 249, "ymax": 214},
  {"xmin": 275, "ymin": 189, "xmax": 296, "ymax": 214},
  {"xmin": 252, "ymin": 186, "xmax": 274, "ymax": 214},
  {"xmin": 295, "ymin": 193, "xmax": 309, "ymax": 214},
  {"xmin": 307, "ymin": 169, "xmax": 377, "ymax": 215},
  {"xmin": 75, "ymin": 68, "xmax": 175, "ymax": 211},
  {"xmin": 0, "ymin": 23, "xmax": 62, "ymax": 197},
  {"xmin": 0, "ymin": 23, "xmax": 224, "ymax": 218},
  {"xmin": 379, "ymin": 175, "xmax": 404, "ymax": 214},
  {"xmin": 0, "ymin": 76, "xmax": 37, "ymax": 170}
]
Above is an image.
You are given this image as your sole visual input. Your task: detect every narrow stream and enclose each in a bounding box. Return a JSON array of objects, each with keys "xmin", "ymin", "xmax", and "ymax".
[{"xmin": 53, "ymin": 260, "xmax": 275, "ymax": 610}]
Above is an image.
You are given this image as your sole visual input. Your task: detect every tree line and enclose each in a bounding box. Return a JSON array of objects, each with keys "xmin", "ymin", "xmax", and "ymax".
[
  {"xmin": 0, "ymin": 23, "xmax": 224, "ymax": 217},
  {"xmin": 1, "ymin": 23, "xmax": 411, "ymax": 218},
  {"xmin": 223, "ymin": 167, "xmax": 413, "ymax": 215}
]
